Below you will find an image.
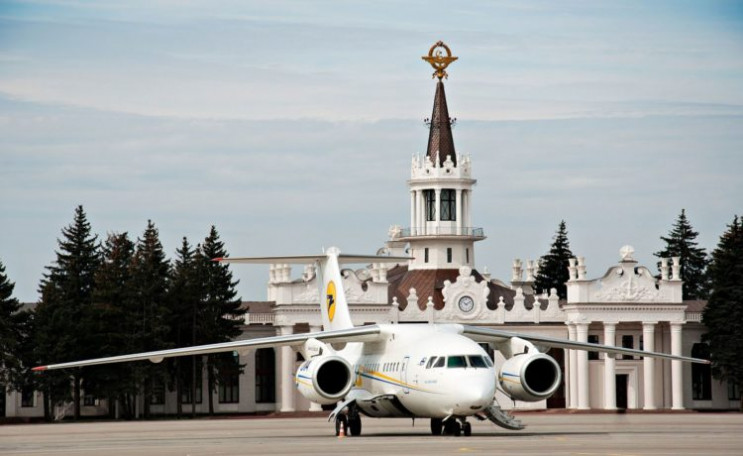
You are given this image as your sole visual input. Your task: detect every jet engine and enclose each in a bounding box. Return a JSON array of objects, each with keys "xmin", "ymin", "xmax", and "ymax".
[
  {"xmin": 295, "ymin": 354, "xmax": 355, "ymax": 404},
  {"xmin": 498, "ymin": 353, "xmax": 562, "ymax": 402}
]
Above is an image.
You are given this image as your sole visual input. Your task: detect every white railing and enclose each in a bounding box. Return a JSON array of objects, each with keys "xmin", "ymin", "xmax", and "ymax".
[{"xmin": 399, "ymin": 226, "xmax": 484, "ymax": 237}]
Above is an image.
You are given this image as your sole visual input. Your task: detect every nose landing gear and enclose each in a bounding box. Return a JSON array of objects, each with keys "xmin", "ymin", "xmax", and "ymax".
[{"xmin": 431, "ymin": 418, "xmax": 472, "ymax": 436}]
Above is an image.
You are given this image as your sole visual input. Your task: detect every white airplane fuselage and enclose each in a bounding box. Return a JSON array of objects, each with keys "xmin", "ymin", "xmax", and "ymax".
[{"xmin": 334, "ymin": 324, "xmax": 496, "ymax": 419}]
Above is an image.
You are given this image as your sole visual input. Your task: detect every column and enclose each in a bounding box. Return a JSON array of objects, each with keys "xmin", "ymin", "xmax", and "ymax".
[
  {"xmin": 566, "ymin": 323, "xmax": 578, "ymax": 409},
  {"xmin": 576, "ymin": 322, "xmax": 590, "ymax": 410},
  {"xmin": 603, "ymin": 323, "xmax": 617, "ymax": 410},
  {"xmin": 279, "ymin": 326, "xmax": 295, "ymax": 412},
  {"xmin": 642, "ymin": 322, "xmax": 657, "ymax": 410},
  {"xmin": 671, "ymin": 322, "xmax": 685, "ymax": 410},
  {"xmin": 434, "ymin": 189, "xmax": 441, "ymax": 227},
  {"xmin": 418, "ymin": 190, "xmax": 425, "ymax": 235},
  {"xmin": 410, "ymin": 190, "xmax": 415, "ymax": 234},
  {"xmin": 455, "ymin": 189, "xmax": 462, "ymax": 234}
]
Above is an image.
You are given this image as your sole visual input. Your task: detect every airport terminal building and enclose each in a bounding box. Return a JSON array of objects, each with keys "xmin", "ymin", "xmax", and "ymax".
[{"xmin": 3, "ymin": 49, "xmax": 738, "ymax": 420}]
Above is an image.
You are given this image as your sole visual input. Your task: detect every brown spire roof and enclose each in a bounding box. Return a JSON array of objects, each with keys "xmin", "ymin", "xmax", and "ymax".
[{"xmin": 426, "ymin": 80, "xmax": 456, "ymax": 167}]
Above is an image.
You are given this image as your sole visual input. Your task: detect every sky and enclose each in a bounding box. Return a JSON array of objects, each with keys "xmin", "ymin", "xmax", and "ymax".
[{"xmin": 1, "ymin": 0, "xmax": 742, "ymax": 303}]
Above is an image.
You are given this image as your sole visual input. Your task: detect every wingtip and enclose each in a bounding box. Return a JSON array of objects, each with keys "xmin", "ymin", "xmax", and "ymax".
[
  {"xmin": 212, "ymin": 257, "xmax": 223, "ymax": 262},
  {"xmin": 32, "ymin": 366, "xmax": 47, "ymax": 372}
]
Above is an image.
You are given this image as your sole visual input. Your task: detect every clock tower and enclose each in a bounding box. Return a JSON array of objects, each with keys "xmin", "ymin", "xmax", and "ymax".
[
  {"xmin": 397, "ymin": 41, "xmax": 485, "ymax": 271},
  {"xmin": 387, "ymin": 41, "xmax": 489, "ymax": 312}
]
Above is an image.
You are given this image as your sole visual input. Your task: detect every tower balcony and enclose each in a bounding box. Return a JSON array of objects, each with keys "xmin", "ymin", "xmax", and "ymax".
[{"xmin": 397, "ymin": 226, "xmax": 485, "ymax": 240}]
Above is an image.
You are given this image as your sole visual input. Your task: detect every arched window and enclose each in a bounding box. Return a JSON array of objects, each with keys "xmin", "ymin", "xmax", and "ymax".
[
  {"xmin": 691, "ymin": 343, "xmax": 712, "ymax": 401},
  {"xmin": 255, "ymin": 348, "xmax": 276, "ymax": 403}
]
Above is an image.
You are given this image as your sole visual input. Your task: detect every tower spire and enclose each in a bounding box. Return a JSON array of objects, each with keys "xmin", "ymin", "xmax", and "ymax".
[{"xmin": 422, "ymin": 41, "xmax": 458, "ymax": 168}]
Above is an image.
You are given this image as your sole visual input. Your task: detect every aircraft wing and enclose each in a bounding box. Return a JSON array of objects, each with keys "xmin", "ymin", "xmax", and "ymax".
[
  {"xmin": 460, "ymin": 325, "xmax": 710, "ymax": 364},
  {"xmin": 33, "ymin": 325, "xmax": 383, "ymax": 372}
]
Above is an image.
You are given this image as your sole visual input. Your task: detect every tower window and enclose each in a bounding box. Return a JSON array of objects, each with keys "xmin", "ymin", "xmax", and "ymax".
[
  {"xmin": 440, "ymin": 189, "xmax": 456, "ymax": 221},
  {"xmin": 423, "ymin": 190, "xmax": 435, "ymax": 221},
  {"xmin": 447, "ymin": 248, "xmax": 452, "ymax": 263},
  {"xmin": 424, "ymin": 248, "xmax": 429, "ymax": 263}
]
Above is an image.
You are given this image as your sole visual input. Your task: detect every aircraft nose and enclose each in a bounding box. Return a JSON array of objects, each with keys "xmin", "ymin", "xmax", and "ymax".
[{"xmin": 453, "ymin": 379, "xmax": 494, "ymax": 414}]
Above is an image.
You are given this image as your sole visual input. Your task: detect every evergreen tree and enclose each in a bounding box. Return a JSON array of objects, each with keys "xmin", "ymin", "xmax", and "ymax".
[
  {"xmin": 0, "ymin": 258, "xmax": 33, "ymax": 390},
  {"xmin": 86, "ymin": 232, "xmax": 139, "ymax": 418},
  {"xmin": 654, "ymin": 209, "xmax": 709, "ymax": 299},
  {"xmin": 534, "ymin": 220, "xmax": 574, "ymax": 300},
  {"xmin": 167, "ymin": 236, "xmax": 200, "ymax": 417},
  {"xmin": 196, "ymin": 226, "xmax": 245, "ymax": 415},
  {"xmin": 34, "ymin": 205, "xmax": 101, "ymax": 420},
  {"xmin": 701, "ymin": 215, "xmax": 743, "ymax": 411},
  {"xmin": 130, "ymin": 220, "xmax": 171, "ymax": 417}
]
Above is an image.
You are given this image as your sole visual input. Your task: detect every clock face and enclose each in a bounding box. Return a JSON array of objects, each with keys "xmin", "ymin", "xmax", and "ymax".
[{"xmin": 458, "ymin": 295, "xmax": 475, "ymax": 313}]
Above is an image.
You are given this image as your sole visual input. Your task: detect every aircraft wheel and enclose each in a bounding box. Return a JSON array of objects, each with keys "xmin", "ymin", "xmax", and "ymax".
[
  {"xmin": 335, "ymin": 415, "xmax": 348, "ymax": 436},
  {"xmin": 349, "ymin": 416, "xmax": 362, "ymax": 436},
  {"xmin": 452, "ymin": 420, "xmax": 462, "ymax": 437},
  {"xmin": 443, "ymin": 418, "xmax": 461, "ymax": 436},
  {"xmin": 463, "ymin": 421, "xmax": 472, "ymax": 437},
  {"xmin": 430, "ymin": 418, "xmax": 443, "ymax": 435}
]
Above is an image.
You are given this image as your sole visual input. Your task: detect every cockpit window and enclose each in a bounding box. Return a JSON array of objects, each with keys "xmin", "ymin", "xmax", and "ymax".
[
  {"xmin": 426, "ymin": 357, "xmax": 437, "ymax": 369},
  {"xmin": 433, "ymin": 357, "xmax": 445, "ymax": 368},
  {"xmin": 447, "ymin": 355, "xmax": 467, "ymax": 368},
  {"xmin": 468, "ymin": 355, "xmax": 488, "ymax": 368},
  {"xmin": 482, "ymin": 356, "xmax": 494, "ymax": 368}
]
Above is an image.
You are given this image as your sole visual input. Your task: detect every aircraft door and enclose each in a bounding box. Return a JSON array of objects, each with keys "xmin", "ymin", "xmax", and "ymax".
[{"xmin": 401, "ymin": 356, "xmax": 410, "ymax": 394}]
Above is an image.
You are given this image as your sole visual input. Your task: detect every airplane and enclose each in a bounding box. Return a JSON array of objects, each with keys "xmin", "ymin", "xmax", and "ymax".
[{"xmin": 33, "ymin": 246, "xmax": 710, "ymax": 437}]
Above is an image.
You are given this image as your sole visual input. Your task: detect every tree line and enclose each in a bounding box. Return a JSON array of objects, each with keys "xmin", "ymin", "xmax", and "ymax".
[{"xmin": 1, "ymin": 205, "xmax": 245, "ymax": 420}]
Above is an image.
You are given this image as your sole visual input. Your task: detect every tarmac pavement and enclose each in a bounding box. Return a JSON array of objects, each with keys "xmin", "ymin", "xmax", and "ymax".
[{"xmin": 0, "ymin": 412, "xmax": 741, "ymax": 455}]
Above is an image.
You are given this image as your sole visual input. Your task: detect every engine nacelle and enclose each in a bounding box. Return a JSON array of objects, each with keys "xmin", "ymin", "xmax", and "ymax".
[
  {"xmin": 498, "ymin": 353, "xmax": 562, "ymax": 402},
  {"xmin": 295, "ymin": 354, "xmax": 354, "ymax": 405}
]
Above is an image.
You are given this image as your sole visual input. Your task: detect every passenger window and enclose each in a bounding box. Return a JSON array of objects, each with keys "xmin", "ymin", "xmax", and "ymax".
[
  {"xmin": 447, "ymin": 356, "xmax": 466, "ymax": 368},
  {"xmin": 468, "ymin": 355, "xmax": 487, "ymax": 368},
  {"xmin": 433, "ymin": 357, "xmax": 445, "ymax": 368}
]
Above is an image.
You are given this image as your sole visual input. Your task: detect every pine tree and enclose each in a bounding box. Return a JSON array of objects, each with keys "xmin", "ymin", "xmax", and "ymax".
[
  {"xmin": 534, "ymin": 220, "xmax": 574, "ymax": 300},
  {"xmin": 130, "ymin": 220, "xmax": 171, "ymax": 418},
  {"xmin": 0, "ymin": 258, "xmax": 32, "ymax": 390},
  {"xmin": 34, "ymin": 205, "xmax": 101, "ymax": 420},
  {"xmin": 196, "ymin": 226, "xmax": 245, "ymax": 415},
  {"xmin": 701, "ymin": 215, "xmax": 743, "ymax": 410},
  {"xmin": 86, "ymin": 232, "xmax": 139, "ymax": 418},
  {"xmin": 168, "ymin": 236, "xmax": 200, "ymax": 417},
  {"xmin": 654, "ymin": 209, "xmax": 709, "ymax": 299}
]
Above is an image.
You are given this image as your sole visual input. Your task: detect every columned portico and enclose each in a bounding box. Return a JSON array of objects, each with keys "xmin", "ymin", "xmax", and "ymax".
[
  {"xmin": 576, "ymin": 322, "xmax": 590, "ymax": 410},
  {"xmin": 603, "ymin": 322, "xmax": 617, "ymax": 410},
  {"xmin": 279, "ymin": 325, "xmax": 295, "ymax": 412},
  {"xmin": 671, "ymin": 322, "xmax": 685, "ymax": 410},
  {"xmin": 642, "ymin": 322, "xmax": 657, "ymax": 410}
]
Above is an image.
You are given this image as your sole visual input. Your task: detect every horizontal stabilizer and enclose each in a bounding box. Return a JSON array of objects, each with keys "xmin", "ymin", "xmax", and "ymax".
[{"xmin": 215, "ymin": 253, "xmax": 411, "ymax": 265}]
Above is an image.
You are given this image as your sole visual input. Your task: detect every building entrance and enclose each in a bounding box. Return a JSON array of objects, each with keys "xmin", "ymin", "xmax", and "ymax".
[{"xmin": 616, "ymin": 374, "xmax": 629, "ymax": 409}]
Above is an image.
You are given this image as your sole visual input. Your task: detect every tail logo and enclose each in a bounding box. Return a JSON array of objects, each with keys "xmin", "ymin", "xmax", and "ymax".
[{"xmin": 326, "ymin": 281, "xmax": 336, "ymax": 322}]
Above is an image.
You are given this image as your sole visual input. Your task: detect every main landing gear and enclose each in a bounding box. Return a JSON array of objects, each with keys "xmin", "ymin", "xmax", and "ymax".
[
  {"xmin": 335, "ymin": 409, "xmax": 362, "ymax": 436},
  {"xmin": 430, "ymin": 418, "xmax": 472, "ymax": 437}
]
